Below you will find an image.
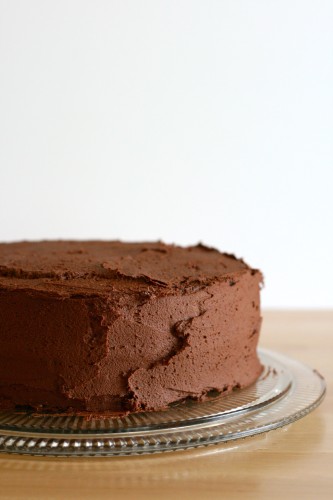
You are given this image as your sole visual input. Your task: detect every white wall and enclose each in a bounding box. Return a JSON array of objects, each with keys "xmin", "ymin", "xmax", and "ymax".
[{"xmin": 0, "ymin": 0, "xmax": 332, "ymax": 308}]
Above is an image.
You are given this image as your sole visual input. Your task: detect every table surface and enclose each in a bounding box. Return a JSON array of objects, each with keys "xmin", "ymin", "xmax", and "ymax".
[{"xmin": 0, "ymin": 310, "xmax": 332, "ymax": 500}]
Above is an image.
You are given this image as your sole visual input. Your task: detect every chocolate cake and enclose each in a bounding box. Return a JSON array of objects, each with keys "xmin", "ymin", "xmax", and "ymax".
[{"xmin": 0, "ymin": 241, "xmax": 263, "ymax": 415}]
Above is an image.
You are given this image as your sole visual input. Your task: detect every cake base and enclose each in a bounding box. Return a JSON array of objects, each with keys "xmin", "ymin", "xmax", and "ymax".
[{"xmin": 0, "ymin": 349, "xmax": 326, "ymax": 457}]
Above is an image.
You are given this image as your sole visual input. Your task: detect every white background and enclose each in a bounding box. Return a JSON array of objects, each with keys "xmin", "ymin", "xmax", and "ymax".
[{"xmin": 0, "ymin": 1, "xmax": 332, "ymax": 308}]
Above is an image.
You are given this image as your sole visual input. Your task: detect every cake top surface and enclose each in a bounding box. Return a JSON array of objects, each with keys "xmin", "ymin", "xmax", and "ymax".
[{"xmin": 0, "ymin": 240, "xmax": 255, "ymax": 295}]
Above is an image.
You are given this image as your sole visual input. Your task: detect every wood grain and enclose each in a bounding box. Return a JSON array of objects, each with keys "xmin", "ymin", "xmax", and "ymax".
[{"xmin": 0, "ymin": 311, "xmax": 332, "ymax": 500}]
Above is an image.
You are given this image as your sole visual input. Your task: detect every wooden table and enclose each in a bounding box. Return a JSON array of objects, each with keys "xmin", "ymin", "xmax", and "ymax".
[{"xmin": 0, "ymin": 311, "xmax": 332, "ymax": 499}]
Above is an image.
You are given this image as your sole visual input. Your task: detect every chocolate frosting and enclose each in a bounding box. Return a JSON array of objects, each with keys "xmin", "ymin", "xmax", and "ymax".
[
  {"xmin": 0, "ymin": 241, "xmax": 249, "ymax": 286},
  {"xmin": 0, "ymin": 241, "xmax": 263, "ymax": 415}
]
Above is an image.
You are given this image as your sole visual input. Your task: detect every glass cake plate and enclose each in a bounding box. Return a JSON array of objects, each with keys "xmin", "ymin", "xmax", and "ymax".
[{"xmin": 0, "ymin": 349, "xmax": 326, "ymax": 457}]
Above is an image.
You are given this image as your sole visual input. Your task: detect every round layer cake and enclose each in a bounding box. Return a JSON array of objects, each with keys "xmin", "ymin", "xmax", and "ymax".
[{"xmin": 0, "ymin": 241, "xmax": 263, "ymax": 415}]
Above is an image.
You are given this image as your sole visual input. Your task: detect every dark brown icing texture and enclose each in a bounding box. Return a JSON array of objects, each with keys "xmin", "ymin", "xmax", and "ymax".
[{"xmin": 0, "ymin": 241, "xmax": 263, "ymax": 415}]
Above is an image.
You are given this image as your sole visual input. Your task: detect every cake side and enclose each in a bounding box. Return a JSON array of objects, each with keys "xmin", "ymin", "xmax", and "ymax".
[
  {"xmin": 128, "ymin": 270, "xmax": 262, "ymax": 411},
  {"xmin": 0, "ymin": 241, "xmax": 263, "ymax": 415}
]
